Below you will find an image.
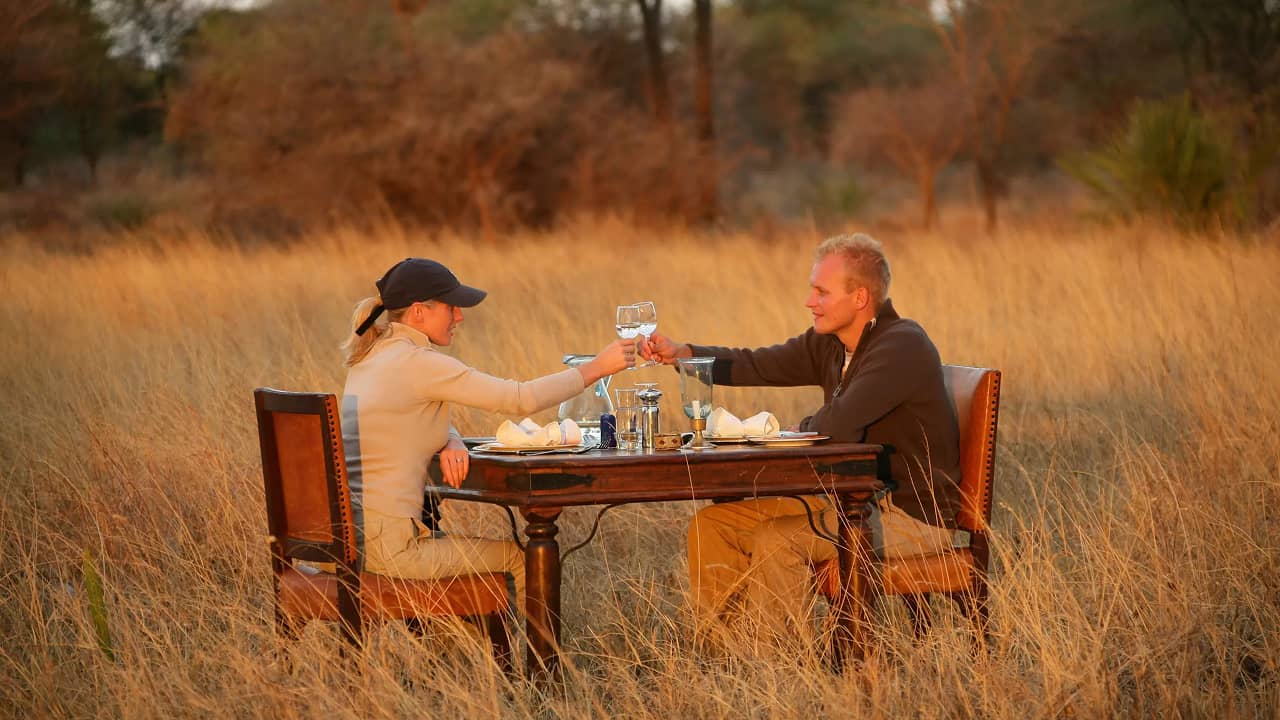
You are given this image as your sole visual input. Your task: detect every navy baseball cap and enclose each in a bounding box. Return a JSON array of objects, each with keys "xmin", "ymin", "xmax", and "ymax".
[{"xmin": 355, "ymin": 258, "xmax": 486, "ymax": 335}]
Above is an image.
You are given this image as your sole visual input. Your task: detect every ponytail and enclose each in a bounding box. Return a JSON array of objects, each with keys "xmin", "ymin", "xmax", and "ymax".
[{"xmin": 342, "ymin": 297, "xmax": 406, "ymax": 366}]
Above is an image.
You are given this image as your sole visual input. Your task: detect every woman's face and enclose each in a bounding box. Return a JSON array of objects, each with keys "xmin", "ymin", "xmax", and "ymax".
[{"xmin": 408, "ymin": 301, "xmax": 464, "ymax": 346}]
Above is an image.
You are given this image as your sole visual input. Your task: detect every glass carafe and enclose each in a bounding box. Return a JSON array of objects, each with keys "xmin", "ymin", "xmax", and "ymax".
[
  {"xmin": 558, "ymin": 354, "xmax": 614, "ymax": 438},
  {"xmin": 678, "ymin": 357, "xmax": 715, "ymax": 450}
]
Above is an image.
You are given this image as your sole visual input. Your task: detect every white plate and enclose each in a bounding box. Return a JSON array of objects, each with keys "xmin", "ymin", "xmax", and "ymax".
[
  {"xmin": 471, "ymin": 442, "xmax": 591, "ymax": 455},
  {"xmin": 704, "ymin": 434, "xmax": 751, "ymax": 444},
  {"xmin": 746, "ymin": 435, "xmax": 830, "ymax": 447}
]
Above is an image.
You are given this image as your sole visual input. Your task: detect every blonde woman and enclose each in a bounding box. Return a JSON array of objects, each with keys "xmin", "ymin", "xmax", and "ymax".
[{"xmin": 341, "ymin": 258, "xmax": 635, "ymax": 608}]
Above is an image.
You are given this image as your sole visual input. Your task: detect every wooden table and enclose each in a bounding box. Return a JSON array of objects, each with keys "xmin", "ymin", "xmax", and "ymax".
[{"xmin": 428, "ymin": 442, "xmax": 888, "ymax": 677}]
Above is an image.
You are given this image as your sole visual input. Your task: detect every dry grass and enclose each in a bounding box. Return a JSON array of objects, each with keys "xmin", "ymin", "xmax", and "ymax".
[{"xmin": 1, "ymin": 221, "xmax": 1278, "ymax": 718}]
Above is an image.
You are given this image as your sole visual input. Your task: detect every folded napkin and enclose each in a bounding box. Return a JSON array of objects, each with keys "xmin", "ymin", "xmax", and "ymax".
[
  {"xmin": 706, "ymin": 408, "xmax": 781, "ymax": 438},
  {"xmin": 495, "ymin": 418, "xmax": 583, "ymax": 447}
]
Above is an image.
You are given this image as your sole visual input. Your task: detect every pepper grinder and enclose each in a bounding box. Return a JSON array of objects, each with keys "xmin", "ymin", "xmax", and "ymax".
[{"xmin": 637, "ymin": 385, "xmax": 663, "ymax": 450}]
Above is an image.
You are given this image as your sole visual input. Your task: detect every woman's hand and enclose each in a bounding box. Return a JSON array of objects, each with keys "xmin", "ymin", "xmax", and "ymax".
[
  {"xmin": 439, "ymin": 437, "xmax": 470, "ymax": 488},
  {"xmin": 578, "ymin": 338, "xmax": 637, "ymax": 385},
  {"xmin": 640, "ymin": 332, "xmax": 690, "ymax": 365}
]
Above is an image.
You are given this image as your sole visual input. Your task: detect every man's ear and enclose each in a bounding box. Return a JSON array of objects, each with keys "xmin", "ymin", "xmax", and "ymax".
[{"xmin": 854, "ymin": 286, "xmax": 870, "ymax": 310}]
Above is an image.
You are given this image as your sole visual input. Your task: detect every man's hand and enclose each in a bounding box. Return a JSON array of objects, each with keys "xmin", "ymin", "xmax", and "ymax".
[
  {"xmin": 640, "ymin": 332, "xmax": 691, "ymax": 365},
  {"xmin": 439, "ymin": 437, "xmax": 470, "ymax": 488}
]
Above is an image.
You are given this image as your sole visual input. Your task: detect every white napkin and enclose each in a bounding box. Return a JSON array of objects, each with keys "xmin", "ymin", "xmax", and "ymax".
[
  {"xmin": 706, "ymin": 408, "xmax": 780, "ymax": 438},
  {"xmin": 560, "ymin": 419, "xmax": 585, "ymax": 444},
  {"xmin": 742, "ymin": 411, "xmax": 781, "ymax": 437},
  {"xmin": 495, "ymin": 418, "xmax": 583, "ymax": 447},
  {"xmin": 707, "ymin": 407, "xmax": 744, "ymax": 437}
]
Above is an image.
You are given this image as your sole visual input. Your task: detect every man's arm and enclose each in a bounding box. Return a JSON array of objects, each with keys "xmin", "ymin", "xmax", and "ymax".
[
  {"xmin": 800, "ymin": 327, "xmax": 934, "ymax": 440},
  {"xmin": 690, "ymin": 330, "xmax": 824, "ymax": 387}
]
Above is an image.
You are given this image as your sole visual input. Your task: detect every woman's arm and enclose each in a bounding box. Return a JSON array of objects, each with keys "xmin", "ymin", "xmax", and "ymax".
[{"xmin": 409, "ymin": 339, "xmax": 635, "ymax": 417}]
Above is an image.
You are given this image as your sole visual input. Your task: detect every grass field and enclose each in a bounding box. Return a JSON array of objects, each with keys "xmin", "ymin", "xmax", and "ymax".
[{"xmin": 2, "ymin": 223, "xmax": 1278, "ymax": 718}]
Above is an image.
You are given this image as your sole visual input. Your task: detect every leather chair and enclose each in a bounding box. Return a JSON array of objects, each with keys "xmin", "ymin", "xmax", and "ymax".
[
  {"xmin": 253, "ymin": 388, "xmax": 512, "ymax": 664},
  {"xmin": 815, "ymin": 365, "xmax": 1002, "ymax": 641}
]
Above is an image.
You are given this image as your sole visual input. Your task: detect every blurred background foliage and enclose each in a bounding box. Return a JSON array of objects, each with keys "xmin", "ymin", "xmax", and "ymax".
[
  {"xmin": 1, "ymin": 0, "xmax": 1277, "ymax": 236},
  {"xmin": 1062, "ymin": 94, "xmax": 1250, "ymax": 230}
]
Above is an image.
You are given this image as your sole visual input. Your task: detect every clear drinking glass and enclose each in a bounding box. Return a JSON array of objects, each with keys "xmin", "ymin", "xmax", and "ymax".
[
  {"xmin": 614, "ymin": 388, "xmax": 640, "ymax": 450},
  {"xmin": 614, "ymin": 387, "xmax": 638, "ymax": 408},
  {"xmin": 616, "ymin": 305, "xmax": 644, "ymax": 371},
  {"xmin": 634, "ymin": 301, "xmax": 658, "ymax": 367},
  {"xmin": 616, "ymin": 304, "xmax": 643, "ymax": 340},
  {"xmin": 614, "ymin": 406, "xmax": 640, "ymax": 451}
]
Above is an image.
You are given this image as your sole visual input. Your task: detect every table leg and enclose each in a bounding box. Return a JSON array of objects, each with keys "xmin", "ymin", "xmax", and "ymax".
[
  {"xmin": 832, "ymin": 491, "xmax": 875, "ymax": 672},
  {"xmin": 520, "ymin": 506, "xmax": 563, "ymax": 680}
]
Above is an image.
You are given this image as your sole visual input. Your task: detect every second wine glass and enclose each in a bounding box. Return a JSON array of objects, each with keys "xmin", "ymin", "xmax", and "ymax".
[{"xmin": 634, "ymin": 301, "xmax": 657, "ymax": 367}]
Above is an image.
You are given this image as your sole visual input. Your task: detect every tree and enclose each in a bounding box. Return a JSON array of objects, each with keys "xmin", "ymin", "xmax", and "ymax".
[
  {"xmin": 1164, "ymin": 0, "xmax": 1280, "ymax": 106},
  {"xmin": 94, "ymin": 0, "xmax": 204, "ymax": 134},
  {"xmin": 906, "ymin": 0, "xmax": 1067, "ymax": 232},
  {"xmin": 831, "ymin": 80, "xmax": 968, "ymax": 230},
  {"xmin": 391, "ymin": 0, "xmax": 432, "ymax": 15},
  {"xmin": 95, "ymin": 0, "xmax": 199, "ymax": 70},
  {"xmin": 716, "ymin": 0, "xmax": 941, "ymax": 170},
  {"xmin": 1044, "ymin": 0, "xmax": 1280, "ymax": 225},
  {"xmin": 636, "ymin": 0, "xmax": 672, "ymax": 124},
  {"xmin": 1035, "ymin": 0, "xmax": 1188, "ymax": 145},
  {"xmin": 63, "ymin": 0, "xmax": 134, "ymax": 182},
  {"xmin": 0, "ymin": 0, "xmax": 76, "ymax": 185},
  {"xmin": 693, "ymin": 0, "xmax": 716, "ymax": 222},
  {"xmin": 166, "ymin": 0, "xmax": 704, "ymax": 231}
]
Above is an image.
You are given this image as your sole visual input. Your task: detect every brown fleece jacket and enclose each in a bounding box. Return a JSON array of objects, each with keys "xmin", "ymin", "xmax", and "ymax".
[{"xmin": 689, "ymin": 299, "xmax": 961, "ymax": 528}]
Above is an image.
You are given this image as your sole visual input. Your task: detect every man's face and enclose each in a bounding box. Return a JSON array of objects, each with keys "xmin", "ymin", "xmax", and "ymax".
[{"xmin": 805, "ymin": 254, "xmax": 866, "ymax": 336}]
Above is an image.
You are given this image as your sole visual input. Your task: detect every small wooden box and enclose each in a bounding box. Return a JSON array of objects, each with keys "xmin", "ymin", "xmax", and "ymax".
[{"xmin": 654, "ymin": 433, "xmax": 684, "ymax": 451}]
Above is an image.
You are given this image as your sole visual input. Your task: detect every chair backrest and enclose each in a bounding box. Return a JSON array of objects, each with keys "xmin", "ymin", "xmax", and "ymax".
[
  {"xmin": 254, "ymin": 389, "xmax": 358, "ymax": 571},
  {"xmin": 942, "ymin": 365, "xmax": 1002, "ymax": 533}
]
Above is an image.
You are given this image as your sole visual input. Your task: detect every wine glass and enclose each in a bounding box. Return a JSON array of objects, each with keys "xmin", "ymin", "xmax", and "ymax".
[
  {"xmin": 616, "ymin": 305, "xmax": 644, "ymax": 371},
  {"xmin": 616, "ymin": 304, "xmax": 643, "ymax": 340},
  {"xmin": 634, "ymin": 301, "xmax": 657, "ymax": 367}
]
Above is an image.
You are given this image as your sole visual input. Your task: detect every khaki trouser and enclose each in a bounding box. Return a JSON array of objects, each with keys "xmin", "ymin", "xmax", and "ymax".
[
  {"xmin": 362, "ymin": 507, "xmax": 526, "ymax": 614},
  {"xmin": 687, "ymin": 496, "xmax": 953, "ymax": 638}
]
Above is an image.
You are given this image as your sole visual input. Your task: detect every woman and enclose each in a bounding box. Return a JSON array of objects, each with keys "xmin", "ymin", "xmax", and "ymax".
[{"xmin": 340, "ymin": 257, "xmax": 635, "ymax": 608}]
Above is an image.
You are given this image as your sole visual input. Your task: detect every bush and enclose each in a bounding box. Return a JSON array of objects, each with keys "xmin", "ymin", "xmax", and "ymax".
[
  {"xmin": 165, "ymin": 0, "xmax": 703, "ymax": 232},
  {"xmin": 1062, "ymin": 94, "xmax": 1243, "ymax": 229},
  {"xmin": 88, "ymin": 195, "xmax": 149, "ymax": 230}
]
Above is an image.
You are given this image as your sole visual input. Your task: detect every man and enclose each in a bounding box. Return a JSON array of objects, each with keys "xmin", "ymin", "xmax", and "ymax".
[{"xmin": 642, "ymin": 233, "xmax": 960, "ymax": 640}]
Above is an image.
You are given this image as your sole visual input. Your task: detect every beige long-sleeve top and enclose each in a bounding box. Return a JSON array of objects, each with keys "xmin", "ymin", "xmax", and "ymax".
[{"xmin": 341, "ymin": 322, "xmax": 584, "ymax": 520}]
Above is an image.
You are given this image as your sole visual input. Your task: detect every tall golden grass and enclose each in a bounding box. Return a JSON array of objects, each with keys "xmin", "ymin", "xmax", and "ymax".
[{"xmin": 2, "ymin": 222, "xmax": 1277, "ymax": 718}]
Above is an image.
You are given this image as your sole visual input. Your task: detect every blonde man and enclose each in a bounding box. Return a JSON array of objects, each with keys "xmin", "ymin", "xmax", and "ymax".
[{"xmin": 643, "ymin": 234, "xmax": 960, "ymax": 641}]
